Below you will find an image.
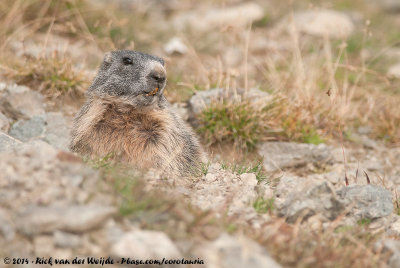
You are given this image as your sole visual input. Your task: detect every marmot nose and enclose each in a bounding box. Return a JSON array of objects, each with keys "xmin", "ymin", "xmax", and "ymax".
[{"xmin": 149, "ymin": 70, "xmax": 166, "ymax": 83}]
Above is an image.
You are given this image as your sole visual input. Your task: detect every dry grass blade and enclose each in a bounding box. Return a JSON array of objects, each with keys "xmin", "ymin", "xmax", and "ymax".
[{"xmin": 364, "ymin": 170, "xmax": 371, "ymax": 184}]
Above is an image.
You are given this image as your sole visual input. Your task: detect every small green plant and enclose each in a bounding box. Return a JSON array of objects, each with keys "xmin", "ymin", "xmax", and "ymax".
[
  {"xmin": 198, "ymin": 100, "xmax": 267, "ymax": 150},
  {"xmin": 235, "ymin": 162, "xmax": 268, "ymax": 182},
  {"xmin": 253, "ymin": 197, "xmax": 274, "ymax": 214},
  {"xmin": 87, "ymin": 153, "xmax": 115, "ymax": 169},
  {"xmin": 220, "ymin": 161, "xmax": 268, "ymax": 182},
  {"xmin": 357, "ymin": 218, "xmax": 372, "ymax": 226}
]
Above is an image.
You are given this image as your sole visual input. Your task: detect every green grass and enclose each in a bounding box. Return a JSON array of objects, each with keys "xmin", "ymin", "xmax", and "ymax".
[
  {"xmin": 357, "ymin": 218, "xmax": 372, "ymax": 226},
  {"xmin": 253, "ymin": 197, "xmax": 274, "ymax": 214},
  {"xmin": 198, "ymin": 100, "xmax": 267, "ymax": 150}
]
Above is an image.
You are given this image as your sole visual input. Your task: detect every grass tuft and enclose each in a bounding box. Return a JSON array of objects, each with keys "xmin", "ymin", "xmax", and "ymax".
[
  {"xmin": 253, "ymin": 196, "xmax": 274, "ymax": 214},
  {"xmin": 2, "ymin": 52, "xmax": 88, "ymax": 98}
]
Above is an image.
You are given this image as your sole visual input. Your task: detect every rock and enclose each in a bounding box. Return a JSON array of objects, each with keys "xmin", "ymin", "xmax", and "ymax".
[
  {"xmin": 196, "ymin": 233, "xmax": 281, "ymax": 268},
  {"xmin": 172, "ymin": 3, "xmax": 264, "ymax": 31},
  {"xmin": 278, "ymin": 181, "xmax": 347, "ymax": 223},
  {"xmin": 288, "ymin": 9, "xmax": 354, "ymax": 39},
  {"xmin": 275, "ymin": 175, "xmax": 303, "ymax": 199},
  {"xmin": 164, "ymin": 37, "xmax": 188, "ymax": 55},
  {"xmin": 172, "ymin": 102, "xmax": 190, "ymax": 121},
  {"xmin": 2, "ymin": 84, "xmax": 45, "ymax": 118},
  {"xmin": 111, "ymin": 230, "xmax": 181, "ymax": 259},
  {"xmin": 337, "ymin": 185, "xmax": 393, "ymax": 220},
  {"xmin": 192, "ymin": 168, "xmax": 259, "ymax": 216},
  {"xmin": 190, "ymin": 88, "xmax": 223, "ymax": 114},
  {"xmin": 374, "ymin": 239, "xmax": 400, "ymax": 267},
  {"xmin": 9, "ymin": 115, "xmax": 46, "ymax": 142},
  {"xmin": 17, "ymin": 205, "xmax": 116, "ymax": 235},
  {"xmin": 208, "ymin": 162, "xmax": 222, "ymax": 173},
  {"xmin": 386, "ymin": 217, "xmax": 400, "ymax": 236},
  {"xmin": 258, "ymin": 142, "xmax": 332, "ymax": 172},
  {"xmin": 54, "ymin": 231, "xmax": 82, "ymax": 248},
  {"xmin": 239, "ymin": 173, "xmax": 258, "ymax": 187},
  {"xmin": 388, "ymin": 63, "xmax": 400, "ymax": 78},
  {"xmin": 0, "ymin": 132, "xmax": 21, "ymax": 152},
  {"xmin": 0, "ymin": 112, "xmax": 10, "ymax": 132},
  {"xmin": 9, "ymin": 112, "xmax": 71, "ymax": 149},
  {"xmin": 42, "ymin": 112, "xmax": 71, "ymax": 150},
  {"xmin": 189, "ymin": 88, "xmax": 271, "ymax": 115},
  {"xmin": 0, "ymin": 208, "xmax": 15, "ymax": 241},
  {"xmin": 33, "ymin": 235, "xmax": 54, "ymax": 256}
]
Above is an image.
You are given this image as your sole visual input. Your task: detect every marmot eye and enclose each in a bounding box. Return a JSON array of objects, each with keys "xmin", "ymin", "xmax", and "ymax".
[{"xmin": 122, "ymin": 57, "xmax": 133, "ymax": 65}]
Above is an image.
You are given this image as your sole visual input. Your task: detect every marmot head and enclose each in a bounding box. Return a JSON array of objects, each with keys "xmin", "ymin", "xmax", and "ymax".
[{"xmin": 88, "ymin": 50, "xmax": 167, "ymax": 107}]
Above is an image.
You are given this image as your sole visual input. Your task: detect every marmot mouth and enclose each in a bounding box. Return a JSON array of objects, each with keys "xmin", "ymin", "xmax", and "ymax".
[{"xmin": 146, "ymin": 87, "xmax": 159, "ymax": 96}]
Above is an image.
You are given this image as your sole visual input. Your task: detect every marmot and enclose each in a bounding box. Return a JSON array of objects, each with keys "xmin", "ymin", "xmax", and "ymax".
[{"xmin": 69, "ymin": 50, "xmax": 204, "ymax": 176}]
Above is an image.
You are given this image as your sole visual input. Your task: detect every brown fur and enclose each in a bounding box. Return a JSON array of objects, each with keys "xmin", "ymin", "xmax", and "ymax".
[{"xmin": 70, "ymin": 96, "xmax": 204, "ymax": 176}]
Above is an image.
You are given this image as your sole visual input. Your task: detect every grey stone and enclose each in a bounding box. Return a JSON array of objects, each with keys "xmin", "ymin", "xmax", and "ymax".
[
  {"xmin": 189, "ymin": 88, "xmax": 223, "ymax": 115},
  {"xmin": 258, "ymin": 142, "xmax": 332, "ymax": 172},
  {"xmin": 17, "ymin": 205, "xmax": 116, "ymax": 235},
  {"xmin": 275, "ymin": 175, "xmax": 303, "ymax": 199},
  {"xmin": 287, "ymin": 9, "xmax": 354, "ymax": 39},
  {"xmin": 189, "ymin": 88, "xmax": 271, "ymax": 115},
  {"xmin": 0, "ymin": 132, "xmax": 21, "ymax": 152},
  {"xmin": 375, "ymin": 239, "xmax": 400, "ymax": 268},
  {"xmin": 4, "ymin": 84, "xmax": 45, "ymax": 118},
  {"xmin": 0, "ymin": 112, "xmax": 10, "ymax": 132},
  {"xmin": 196, "ymin": 233, "xmax": 281, "ymax": 268},
  {"xmin": 54, "ymin": 231, "xmax": 82, "ymax": 248},
  {"xmin": 111, "ymin": 230, "xmax": 181, "ymax": 259},
  {"xmin": 386, "ymin": 217, "xmax": 400, "ymax": 236},
  {"xmin": 43, "ymin": 112, "xmax": 71, "ymax": 150},
  {"xmin": 9, "ymin": 116, "xmax": 46, "ymax": 142},
  {"xmin": 337, "ymin": 184, "xmax": 393, "ymax": 220},
  {"xmin": 278, "ymin": 181, "xmax": 347, "ymax": 223}
]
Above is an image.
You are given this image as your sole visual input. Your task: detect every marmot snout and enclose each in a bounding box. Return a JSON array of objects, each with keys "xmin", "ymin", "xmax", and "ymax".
[{"xmin": 69, "ymin": 50, "xmax": 205, "ymax": 176}]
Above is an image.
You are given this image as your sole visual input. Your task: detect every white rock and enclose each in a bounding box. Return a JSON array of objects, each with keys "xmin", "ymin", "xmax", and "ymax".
[
  {"xmin": 205, "ymin": 173, "xmax": 217, "ymax": 182},
  {"xmin": 54, "ymin": 231, "xmax": 82, "ymax": 248},
  {"xmin": 189, "ymin": 88, "xmax": 271, "ymax": 115},
  {"xmin": 196, "ymin": 233, "xmax": 281, "ymax": 268},
  {"xmin": 258, "ymin": 142, "xmax": 332, "ymax": 172},
  {"xmin": 0, "ymin": 132, "xmax": 21, "ymax": 152},
  {"xmin": 17, "ymin": 205, "xmax": 116, "ymax": 235},
  {"xmin": 111, "ymin": 230, "xmax": 181, "ymax": 259},
  {"xmin": 239, "ymin": 173, "xmax": 258, "ymax": 187},
  {"xmin": 289, "ymin": 9, "xmax": 354, "ymax": 39},
  {"xmin": 164, "ymin": 37, "xmax": 188, "ymax": 55},
  {"xmin": 172, "ymin": 2, "xmax": 264, "ymax": 31}
]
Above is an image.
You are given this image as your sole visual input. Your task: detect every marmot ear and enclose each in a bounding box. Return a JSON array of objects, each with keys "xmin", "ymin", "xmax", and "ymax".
[{"xmin": 104, "ymin": 52, "xmax": 112, "ymax": 64}]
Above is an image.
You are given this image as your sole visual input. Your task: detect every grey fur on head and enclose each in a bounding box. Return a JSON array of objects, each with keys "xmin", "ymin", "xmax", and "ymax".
[{"xmin": 88, "ymin": 50, "xmax": 167, "ymax": 107}]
